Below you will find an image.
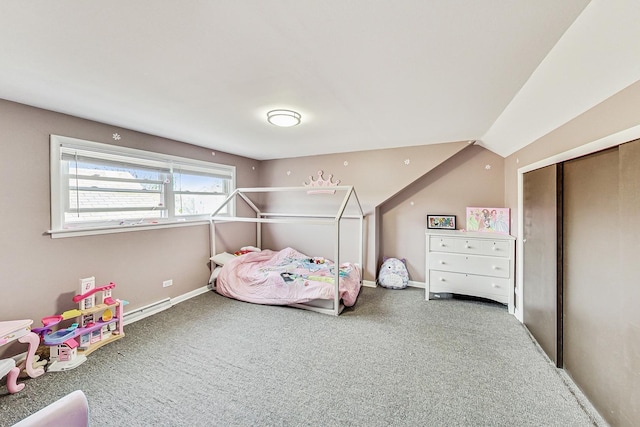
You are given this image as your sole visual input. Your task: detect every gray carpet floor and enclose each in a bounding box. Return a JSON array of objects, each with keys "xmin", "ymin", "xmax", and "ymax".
[{"xmin": 1, "ymin": 286, "xmax": 607, "ymax": 426}]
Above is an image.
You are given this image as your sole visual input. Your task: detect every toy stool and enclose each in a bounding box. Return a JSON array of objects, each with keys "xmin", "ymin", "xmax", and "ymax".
[
  {"xmin": 0, "ymin": 319, "xmax": 45, "ymax": 393},
  {"xmin": 0, "ymin": 358, "xmax": 23, "ymax": 393}
]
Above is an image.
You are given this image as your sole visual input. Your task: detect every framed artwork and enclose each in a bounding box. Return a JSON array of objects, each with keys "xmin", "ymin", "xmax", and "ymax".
[
  {"xmin": 466, "ymin": 207, "xmax": 510, "ymax": 234},
  {"xmin": 427, "ymin": 215, "xmax": 456, "ymax": 230}
]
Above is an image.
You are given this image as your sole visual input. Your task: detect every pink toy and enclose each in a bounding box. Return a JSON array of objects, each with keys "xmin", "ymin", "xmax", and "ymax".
[
  {"xmin": 39, "ymin": 278, "xmax": 127, "ymax": 372},
  {"xmin": 0, "ymin": 319, "xmax": 45, "ymax": 394},
  {"xmin": 41, "ymin": 315, "xmax": 64, "ymax": 327},
  {"xmin": 0, "ymin": 359, "xmax": 23, "ymax": 393},
  {"xmin": 72, "ymin": 282, "xmax": 116, "ymax": 303}
]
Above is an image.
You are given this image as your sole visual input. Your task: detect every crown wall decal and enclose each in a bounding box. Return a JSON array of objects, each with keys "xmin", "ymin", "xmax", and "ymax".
[{"xmin": 303, "ymin": 170, "xmax": 340, "ymax": 194}]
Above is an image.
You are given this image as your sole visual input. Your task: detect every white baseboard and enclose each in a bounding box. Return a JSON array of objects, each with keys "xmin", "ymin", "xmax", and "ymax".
[
  {"xmin": 170, "ymin": 285, "xmax": 210, "ymax": 305},
  {"xmin": 123, "ymin": 298, "xmax": 172, "ymax": 325},
  {"xmin": 123, "ymin": 284, "xmax": 210, "ymax": 326},
  {"xmin": 408, "ymin": 280, "xmax": 425, "ymax": 289},
  {"xmin": 364, "ymin": 280, "xmax": 425, "ymax": 289}
]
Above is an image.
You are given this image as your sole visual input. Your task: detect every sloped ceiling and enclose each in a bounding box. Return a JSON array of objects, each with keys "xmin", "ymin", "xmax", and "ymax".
[
  {"xmin": 481, "ymin": 0, "xmax": 640, "ymax": 157},
  {"xmin": 5, "ymin": 1, "xmax": 634, "ymax": 161}
]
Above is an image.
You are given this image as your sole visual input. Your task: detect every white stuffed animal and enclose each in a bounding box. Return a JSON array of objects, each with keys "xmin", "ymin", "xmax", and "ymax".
[{"xmin": 377, "ymin": 257, "xmax": 409, "ymax": 289}]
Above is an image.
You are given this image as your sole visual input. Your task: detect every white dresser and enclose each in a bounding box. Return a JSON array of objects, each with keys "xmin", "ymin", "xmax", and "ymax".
[{"xmin": 426, "ymin": 230, "xmax": 515, "ymax": 313}]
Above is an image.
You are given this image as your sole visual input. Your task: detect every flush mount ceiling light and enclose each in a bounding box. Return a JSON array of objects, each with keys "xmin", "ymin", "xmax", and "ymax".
[{"xmin": 267, "ymin": 109, "xmax": 301, "ymax": 127}]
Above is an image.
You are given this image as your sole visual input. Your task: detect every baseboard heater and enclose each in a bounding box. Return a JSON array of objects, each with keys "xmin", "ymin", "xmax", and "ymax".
[{"xmin": 123, "ymin": 297, "xmax": 172, "ymax": 326}]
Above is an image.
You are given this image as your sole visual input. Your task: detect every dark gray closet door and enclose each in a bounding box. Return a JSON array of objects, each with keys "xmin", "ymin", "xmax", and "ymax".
[
  {"xmin": 563, "ymin": 147, "xmax": 622, "ymax": 425},
  {"xmin": 618, "ymin": 139, "xmax": 640, "ymax": 426},
  {"xmin": 523, "ymin": 164, "xmax": 562, "ymax": 366}
]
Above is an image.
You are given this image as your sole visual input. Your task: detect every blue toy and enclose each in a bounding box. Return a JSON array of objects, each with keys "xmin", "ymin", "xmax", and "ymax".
[{"xmin": 377, "ymin": 257, "xmax": 409, "ymax": 289}]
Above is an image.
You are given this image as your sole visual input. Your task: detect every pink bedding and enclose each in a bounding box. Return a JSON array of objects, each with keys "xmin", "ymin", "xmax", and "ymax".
[{"xmin": 215, "ymin": 247, "xmax": 361, "ymax": 307}]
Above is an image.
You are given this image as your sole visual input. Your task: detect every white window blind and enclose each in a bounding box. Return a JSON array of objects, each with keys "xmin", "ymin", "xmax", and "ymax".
[{"xmin": 50, "ymin": 135, "xmax": 235, "ymax": 237}]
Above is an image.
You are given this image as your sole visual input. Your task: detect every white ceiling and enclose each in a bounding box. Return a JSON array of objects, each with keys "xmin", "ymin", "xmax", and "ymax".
[{"xmin": 0, "ymin": 1, "xmax": 596, "ymax": 160}]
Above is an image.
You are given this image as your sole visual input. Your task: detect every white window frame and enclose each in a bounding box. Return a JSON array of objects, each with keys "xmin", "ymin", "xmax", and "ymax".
[{"xmin": 49, "ymin": 135, "xmax": 236, "ymax": 238}]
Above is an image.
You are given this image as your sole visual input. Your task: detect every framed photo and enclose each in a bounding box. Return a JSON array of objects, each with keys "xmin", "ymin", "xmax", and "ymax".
[
  {"xmin": 427, "ymin": 215, "xmax": 456, "ymax": 230},
  {"xmin": 466, "ymin": 207, "xmax": 510, "ymax": 234}
]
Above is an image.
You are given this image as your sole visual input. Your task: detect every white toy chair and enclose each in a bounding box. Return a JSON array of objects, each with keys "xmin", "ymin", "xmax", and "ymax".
[{"xmin": 0, "ymin": 358, "xmax": 22, "ymax": 393}]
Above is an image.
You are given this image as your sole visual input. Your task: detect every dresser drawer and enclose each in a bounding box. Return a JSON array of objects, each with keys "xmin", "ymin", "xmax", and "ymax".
[
  {"xmin": 429, "ymin": 270, "xmax": 509, "ymax": 302},
  {"xmin": 429, "ymin": 253, "xmax": 511, "ymax": 278},
  {"xmin": 429, "ymin": 236, "xmax": 459, "ymax": 253},
  {"xmin": 429, "ymin": 236, "xmax": 511, "ymax": 257}
]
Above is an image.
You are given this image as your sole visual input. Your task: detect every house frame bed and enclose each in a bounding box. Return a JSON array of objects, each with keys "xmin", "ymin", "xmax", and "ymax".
[{"xmin": 209, "ymin": 186, "xmax": 364, "ymax": 315}]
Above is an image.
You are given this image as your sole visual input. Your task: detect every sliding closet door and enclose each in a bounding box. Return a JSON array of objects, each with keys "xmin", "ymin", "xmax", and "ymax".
[
  {"xmin": 617, "ymin": 139, "xmax": 640, "ymax": 426},
  {"xmin": 563, "ymin": 147, "xmax": 623, "ymax": 424},
  {"xmin": 522, "ymin": 164, "xmax": 562, "ymax": 366}
]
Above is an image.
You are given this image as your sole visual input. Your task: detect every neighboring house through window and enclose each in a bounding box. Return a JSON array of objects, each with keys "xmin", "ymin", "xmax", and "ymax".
[{"xmin": 49, "ymin": 135, "xmax": 235, "ymax": 237}]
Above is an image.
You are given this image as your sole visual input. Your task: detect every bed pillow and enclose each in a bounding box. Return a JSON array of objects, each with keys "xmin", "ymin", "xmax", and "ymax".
[
  {"xmin": 210, "ymin": 252, "xmax": 236, "ymax": 266},
  {"xmin": 210, "ymin": 266, "xmax": 222, "ymax": 282}
]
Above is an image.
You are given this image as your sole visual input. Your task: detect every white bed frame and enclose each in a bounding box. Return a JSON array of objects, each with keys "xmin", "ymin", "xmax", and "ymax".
[{"xmin": 209, "ymin": 186, "xmax": 364, "ymax": 316}]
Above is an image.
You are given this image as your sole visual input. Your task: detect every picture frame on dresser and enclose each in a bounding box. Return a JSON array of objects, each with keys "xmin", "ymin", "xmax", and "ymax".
[{"xmin": 427, "ymin": 215, "xmax": 456, "ymax": 230}]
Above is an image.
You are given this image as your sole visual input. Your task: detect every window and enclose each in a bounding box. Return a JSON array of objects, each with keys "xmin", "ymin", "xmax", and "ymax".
[{"xmin": 50, "ymin": 135, "xmax": 235, "ymax": 237}]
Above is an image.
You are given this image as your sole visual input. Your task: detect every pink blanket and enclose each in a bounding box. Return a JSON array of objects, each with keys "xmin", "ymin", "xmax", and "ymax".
[{"xmin": 216, "ymin": 247, "xmax": 361, "ymax": 307}]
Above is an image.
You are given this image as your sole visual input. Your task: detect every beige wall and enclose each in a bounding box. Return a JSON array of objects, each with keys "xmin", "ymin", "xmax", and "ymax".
[
  {"xmin": 380, "ymin": 145, "xmax": 505, "ymax": 282},
  {"xmin": 258, "ymin": 142, "xmax": 506, "ymax": 282},
  {"xmin": 0, "ymin": 99, "xmax": 259, "ymax": 357}
]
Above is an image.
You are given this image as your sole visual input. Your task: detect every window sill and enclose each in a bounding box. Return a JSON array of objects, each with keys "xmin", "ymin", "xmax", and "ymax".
[{"xmin": 47, "ymin": 219, "xmax": 209, "ymax": 239}]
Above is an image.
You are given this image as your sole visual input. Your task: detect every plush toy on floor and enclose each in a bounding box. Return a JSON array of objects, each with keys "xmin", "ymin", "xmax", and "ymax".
[{"xmin": 377, "ymin": 257, "xmax": 409, "ymax": 289}]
